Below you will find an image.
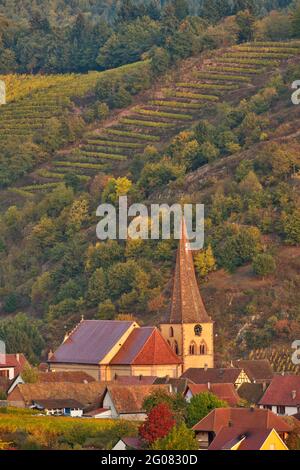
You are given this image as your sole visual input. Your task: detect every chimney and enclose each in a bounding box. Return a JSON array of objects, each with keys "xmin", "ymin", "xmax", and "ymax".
[
  {"xmin": 207, "ymin": 382, "xmax": 211, "ymax": 391},
  {"xmin": 16, "ymin": 353, "xmax": 20, "ymax": 362},
  {"xmin": 139, "ymin": 375, "xmax": 143, "ymax": 381},
  {"xmin": 292, "ymin": 390, "xmax": 297, "ymax": 400},
  {"xmin": 204, "ymin": 363, "xmax": 208, "ymax": 372},
  {"xmin": 250, "ymin": 405, "xmax": 255, "ymax": 412},
  {"xmin": 48, "ymin": 350, "xmax": 53, "ymax": 361}
]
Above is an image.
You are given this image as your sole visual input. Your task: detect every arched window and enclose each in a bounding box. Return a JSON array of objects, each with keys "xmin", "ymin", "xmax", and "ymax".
[
  {"xmin": 174, "ymin": 340, "xmax": 179, "ymax": 355},
  {"xmin": 199, "ymin": 342, "xmax": 207, "ymax": 355},
  {"xmin": 169, "ymin": 326, "xmax": 174, "ymax": 338},
  {"xmin": 189, "ymin": 341, "xmax": 196, "ymax": 355}
]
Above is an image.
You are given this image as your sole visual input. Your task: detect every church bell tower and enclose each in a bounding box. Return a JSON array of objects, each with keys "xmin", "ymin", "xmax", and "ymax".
[{"xmin": 160, "ymin": 219, "xmax": 214, "ymax": 372}]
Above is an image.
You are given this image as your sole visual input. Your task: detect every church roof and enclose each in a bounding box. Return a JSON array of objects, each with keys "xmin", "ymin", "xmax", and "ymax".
[
  {"xmin": 110, "ymin": 327, "xmax": 181, "ymax": 365},
  {"xmin": 49, "ymin": 320, "xmax": 134, "ymax": 365},
  {"xmin": 169, "ymin": 219, "xmax": 211, "ymax": 324}
]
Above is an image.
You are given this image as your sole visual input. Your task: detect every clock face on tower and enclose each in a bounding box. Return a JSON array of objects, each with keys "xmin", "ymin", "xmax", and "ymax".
[{"xmin": 194, "ymin": 324, "xmax": 202, "ymax": 336}]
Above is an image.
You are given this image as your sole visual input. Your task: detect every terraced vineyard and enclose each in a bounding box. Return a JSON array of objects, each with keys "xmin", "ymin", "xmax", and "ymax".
[
  {"xmin": 4, "ymin": 41, "xmax": 300, "ymax": 196},
  {"xmin": 249, "ymin": 347, "xmax": 300, "ymax": 374}
]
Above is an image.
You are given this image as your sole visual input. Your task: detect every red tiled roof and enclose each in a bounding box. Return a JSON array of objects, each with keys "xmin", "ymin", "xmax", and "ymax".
[
  {"xmin": 110, "ymin": 327, "xmax": 181, "ymax": 365},
  {"xmin": 181, "ymin": 368, "xmax": 243, "ymax": 384},
  {"xmin": 169, "ymin": 219, "xmax": 212, "ymax": 323},
  {"xmin": 112, "ymin": 376, "xmax": 157, "ymax": 385},
  {"xmin": 259, "ymin": 375, "xmax": 300, "ymax": 407},
  {"xmin": 0, "ymin": 354, "xmax": 29, "ymax": 375},
  {"xmin": 192, "ymin": 407, "xmax": 292, "ymax": 433},
  {"xmin": 208, "ymin": 427, "xmax": 277, "ymax": 451},
  {"xmin": 233, "ymin": 360, "xmax": 274, "ymax": 382},
  {"xmin": 106, "ymin": 384, "xmax": 170, "ymax": 414},
  {"xmin": 37, "ymin": 371, "xmax": 95, "ymax": 383},
  {"xmin": 122, "ymin": 437, "xmax": 143, "ymax": 450},
  {"xmin": 50, "ymin": 320, "xmax": 135, "ymax": 365},
  {"xmin": 186, "ymin": 383, "xmax": 240, "ymax": 406}
]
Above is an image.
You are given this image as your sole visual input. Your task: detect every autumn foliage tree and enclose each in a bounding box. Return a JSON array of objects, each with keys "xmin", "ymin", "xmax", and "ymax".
[{"xmin": 139, "ymin": 403, "xmax": 175, "ymax": 445}]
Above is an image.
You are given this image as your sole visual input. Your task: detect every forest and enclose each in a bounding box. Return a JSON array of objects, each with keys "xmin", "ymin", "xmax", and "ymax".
[{"xmin": 0, "ymin": 0, "xmax": 295, "ymax": 73}]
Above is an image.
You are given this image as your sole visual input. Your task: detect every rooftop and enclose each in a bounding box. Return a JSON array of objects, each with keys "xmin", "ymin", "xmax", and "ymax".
[
  {"xmin": 181, "ymin": 368, "xmax": 243, "ymax": 384},
  {"xmin": 259, "ymin": 375, "xmax": 300, "ymax": 406},
  {"xmin": 49, "ymin": 320, "xmax": 135, "ymax": 365},
  {"xmin": 192, "ymin": 407, "xmax": 292, "ymax": 434}
]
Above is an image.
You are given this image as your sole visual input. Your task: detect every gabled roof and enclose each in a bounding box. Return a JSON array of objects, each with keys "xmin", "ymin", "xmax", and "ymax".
[
  {"xmin": 49, "ymin": 320, "xmax": 135, "ymax": 365},
  {"xmin": 37, "ymin": 371, "xmax": 95, "ymax": 383},
  {"xmin": 0, "ymin": 354, "xmax": 29, "ymax": 375},
  {"xmin": 110, "ymin": 327, "xmax": 181, "ymax": 365},
  {"xmin": 186, "ymin": 383, "xmax": 240, "ymax": 407},
  {"xmin": 181, "ymin": 368, "xmax": 244, "ymax": 384},
  {"xmin": 106, "ymin": 384, "xmax": 170, "ymax": 414},
  {"xmin": 237, "ymin": 382, "xmax": 265, "ymax": 405},
  {"xmin": 192, "ymin": 407, "xmax": 292, "ymax": 433},
  {"xmin": 169, "ymin": 219, "xmax": 211, "ymax": 324},
  {"xmin": 232, "ymin": 360, "xmax": 273, "ymax": 383},
  {"xmin": 154, "ymin": 377, "xmax": 188, "ymax": 394},
  {"xmin": 9, "ymin": 382, "xmax": 107, "ymax": 408},
  {"xmin": 208, "ymin": 427, "xmax": 284, "ymax": 451},
  {"xmin": 259, "ymin": 375, "xmax": 300, "ymax": 406}
]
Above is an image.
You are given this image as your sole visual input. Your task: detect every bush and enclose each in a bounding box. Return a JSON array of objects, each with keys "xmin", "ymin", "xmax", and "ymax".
[{"xmin": 252, "ymin": 253, "xmax": 276, "ymax": 278}]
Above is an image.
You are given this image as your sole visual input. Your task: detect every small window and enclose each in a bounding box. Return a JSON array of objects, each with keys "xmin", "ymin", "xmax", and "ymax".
[
  {"xmin": 189, "ymin": 342, "xmax": 196, "ymax": 355},
  {"xmin": 169, "ymin": 326, "xmax": 174, "ymax": 338},
  {"xmin": 277, "ymin": 406, "xmax": 285, "ymax": 415},
  {"xmin": 174, "ymin": 340, "xmax": 179, "ymax": 355},
  {"xmin": 199, "ymin": 343, "xmax": 207, "ymax": 355}
]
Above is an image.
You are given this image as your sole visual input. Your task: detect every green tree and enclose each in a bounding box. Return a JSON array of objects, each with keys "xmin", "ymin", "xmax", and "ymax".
[
  {"xmin": 252, "ymin": 253, "xmax": 276, "ymax": 278},
  {"xmin": 87, "ymin": 268, "xmax": 108, "ymax": 307},
  {"xmin": 194, "ymin": 245, "xmax": 216, "ymax": 278},
  {"xmin": 151, "ymin": 422, "xmax": 198, "ymax": 450},
  {"xmin": 186, "ymin": 392, "xmax": 228, "ymax": 428}
]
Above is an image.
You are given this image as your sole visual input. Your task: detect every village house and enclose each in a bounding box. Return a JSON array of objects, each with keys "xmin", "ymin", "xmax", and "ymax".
[
  {"xmin": 207, "ymin": 427, "xmax": 288, "ymax": 451},
  {"xmin": 184, "ymin": 383, "xmax": 240, "ymax": 407},
  {"xmin": 0, "ymin": 353, "xmax": 29, "ymax": 380},
  {"xmin": 32, "ymin": 399, "xmax": 84, "ymax": 417},
  {"xmin": 192, "ymin": 407, "xmax": 292, "ymax": 450},
  {"xmin": 102, "ymin": 384, "xmax": 171, "ymax": 421},
  {"xmin": 232, "ymin": 360, "xmax": 274, "ymax": 386},
  {"xmin": 181, "ymin": 367, "xmax": 250, "ymax": 388},
  {"xmin": 7, "ymin": 382, "xmax": 107, "ymax": 410},
  {"xmin": 259, "ymin": 375, "xmax": 300, "ymax": 416},
  {"xmin": 112, "ymin": 437, "xmax": 143, "ymax": 450}
]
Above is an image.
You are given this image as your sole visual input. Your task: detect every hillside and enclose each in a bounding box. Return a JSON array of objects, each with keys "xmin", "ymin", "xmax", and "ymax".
[{"xmin": 0, "ymin": 19, "xmax": 300, "ymax": 370}]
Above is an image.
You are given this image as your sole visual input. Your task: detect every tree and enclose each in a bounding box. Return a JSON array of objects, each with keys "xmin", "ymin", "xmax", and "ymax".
[
  {"xmin": 97, "ymin": 299, "xmax": 116, "ymax": 320},
  {"xmin": 22, "ymin": 365, "xmax": 38, "ymax": 384},
  {"xmin": 142, "ymin": 388, "xmax": 187, "ymax": 423},
  {"xmin": 292, "ymin": 2, "xmax": 300, "ymax": 38},
  {"xmin": 152, "ymin": 422, "xmax": 198, "ymax": 450},
  {"xmin": 194, "ymin": 245, "xmax": 216, "ymax": 278},
  {"xmin": 252, "ymin": 253, "xmax": 276, "ymax": 278},
  {"xmin": 281, "ymin": 209, "xmax": 300, "ymax": 245},
  {"xmin": 139, "ymin": 403, "xmax": 175, "ymax": 445},
  {"xmin": 186, "ymin": 392, "xmax": 228, "ymax": 428},
  {"xmin": 87, "ymin": 268, "xmax": 108, "ymax": 307},
  {"xmin": 236, "ymin": 10, "xmax": 255, "ymax": 42},
  {"xmin": 0, "ymin": 313, "xmax": 44, "ymax": 363}
]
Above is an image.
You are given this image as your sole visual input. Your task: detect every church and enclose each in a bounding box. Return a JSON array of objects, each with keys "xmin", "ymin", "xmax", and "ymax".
[{"xmin": 48, "ymin": 221, "xmax": 214, "ymax": 380}]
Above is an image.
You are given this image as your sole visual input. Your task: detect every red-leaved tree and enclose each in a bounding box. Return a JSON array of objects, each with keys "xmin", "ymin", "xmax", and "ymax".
[{"xmin": 139, "ymin": 403, "xmax": 175, "ymax": 445}]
